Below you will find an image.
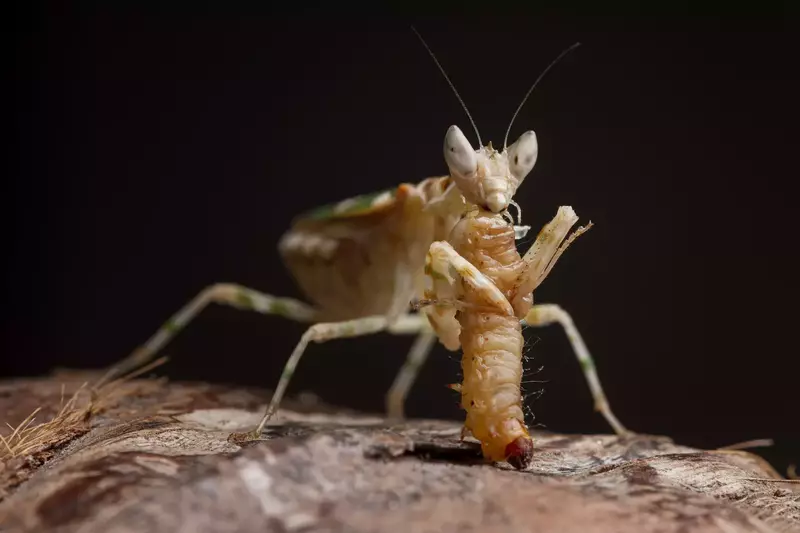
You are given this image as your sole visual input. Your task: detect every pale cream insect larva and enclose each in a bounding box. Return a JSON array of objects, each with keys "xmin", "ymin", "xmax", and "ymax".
[{"xmin": 98, "ymin": 35, "xmax": 629, "ymax": 459}]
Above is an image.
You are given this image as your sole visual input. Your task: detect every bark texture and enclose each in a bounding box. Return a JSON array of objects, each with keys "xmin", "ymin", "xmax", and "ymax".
[{"xmin": 0, "ymin": 373, "xmax": 797, "ymax": 533}]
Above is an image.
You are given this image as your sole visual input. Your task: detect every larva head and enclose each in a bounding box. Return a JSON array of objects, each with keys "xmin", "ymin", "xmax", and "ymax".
[
  {"xmin": 444, "ymin": 125, "xmax": 538, "ymax": 213},
  {"xmin": 505, "ymin": 435, "xmax": 534, "ymax": 470}
]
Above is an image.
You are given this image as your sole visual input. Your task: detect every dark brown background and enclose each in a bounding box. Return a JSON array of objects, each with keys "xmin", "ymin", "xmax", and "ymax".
[{"xmin": 7, "ymin": 7, "xmax": 797, "ymax": 473}]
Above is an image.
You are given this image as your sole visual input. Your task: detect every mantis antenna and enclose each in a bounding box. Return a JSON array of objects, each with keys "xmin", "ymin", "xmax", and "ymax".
[
  {"xmin": 411, "ymin": 26, "xmax": 482, "ymax": 148},
  {"xmin": 503, "ymin": 42, "xmax": 582, "ymax": 150}
]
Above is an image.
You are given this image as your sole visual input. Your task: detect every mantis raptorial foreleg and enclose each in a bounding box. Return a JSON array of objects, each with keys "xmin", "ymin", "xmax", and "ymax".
[
  {"xmin": 426, "ymin": 241, "xmax": 514, "ymax": 314},
  {"xmin": 522, "ymin": 304, "xmax": 630, "ymax": 436}
]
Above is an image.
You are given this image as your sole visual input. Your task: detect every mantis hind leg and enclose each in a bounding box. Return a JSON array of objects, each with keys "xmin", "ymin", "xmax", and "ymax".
[
  {"xmin": 103, "ymin": 282, "xmax": 434, "ymax": 437},
  {"xmin": 97, "ymin": 283, "xmax": 318, "ymax": 388},
  {"xmin": 247, "ymin": 313, "xmax": 430, "ymax": 439},
  {"xmin": 386, "ymin": 328, "xmax": 437, "ymax": 420},
  {"xmin": 523, "ymin": 303, "xmax": 631, "ymax": 436},
  {"xmin": 511, "ymin": 207, "xmax": 629, "ymax": 435}
]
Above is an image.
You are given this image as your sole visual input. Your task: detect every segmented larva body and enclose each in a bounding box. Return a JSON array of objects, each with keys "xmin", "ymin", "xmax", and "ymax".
[
  {"xmin": 427, "ymin": 207, "xmax": 534, "ymax": 468},
  {"xmin": 459, "ymin": 311, "xmax": 531, "ymax": 467}
]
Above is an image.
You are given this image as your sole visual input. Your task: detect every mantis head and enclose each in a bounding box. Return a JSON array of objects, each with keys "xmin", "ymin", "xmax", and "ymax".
[{"xmin": 443, "ymin": 125, "xmax": 538, "ymax": 213}]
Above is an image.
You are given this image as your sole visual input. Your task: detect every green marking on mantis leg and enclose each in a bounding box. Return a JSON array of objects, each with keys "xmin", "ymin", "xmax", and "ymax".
[
  {"xmin": 235, "ymin": 289, "xmax": 255, "ymax": 310},
  {"xmin": 270, "ymin": 300, "xmax": 290, "ymax": 317},
  {"xmin": 580, "ymin": 358, "xmax": 595, "ymax": 372},
  {"xmin": 163, "ymin": 319, "xmax": 182, "ymax": 334},
  {"xmin": 424, "ymin": 260, "xmax": 448, "ymax": 281},
  {"xmin": 429, "ymin": 269, "xmax": 447, "ymax": 282}
]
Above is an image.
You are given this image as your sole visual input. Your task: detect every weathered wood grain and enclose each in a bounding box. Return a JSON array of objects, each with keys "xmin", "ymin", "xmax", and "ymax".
[{"xmin": 0, "ymin": 374, "xmax": 797, "ymax": 533}]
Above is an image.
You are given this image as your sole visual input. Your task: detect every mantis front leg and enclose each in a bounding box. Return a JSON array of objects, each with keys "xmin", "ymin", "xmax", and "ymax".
[{"xmin": 421, "ymin": 239, "xmax": 515, "ymax": 349}]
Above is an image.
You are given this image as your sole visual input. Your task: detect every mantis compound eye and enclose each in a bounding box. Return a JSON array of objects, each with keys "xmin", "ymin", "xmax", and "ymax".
[
  {"xmin": 507, "ymin": 130, "xmax": 538, "ymax": 182},
  {"xmin": 444, "ymin": 125, "xmax": 478, "ymax": 178}
]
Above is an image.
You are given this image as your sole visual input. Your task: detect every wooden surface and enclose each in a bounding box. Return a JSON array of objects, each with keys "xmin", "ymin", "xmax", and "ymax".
[{"xmin": 0, "ymin": 373, "xmax": 797, "ymax": 533}]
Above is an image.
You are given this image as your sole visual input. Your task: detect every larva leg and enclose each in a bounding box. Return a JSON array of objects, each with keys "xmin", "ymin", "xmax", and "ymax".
[
  {"xmin": 251, "ymin": 313, "xmax": 427, "ymax": 438},
  {"xmin": 523, "ymin": 303, "xmax": 630, "ymax": 436},
  {"xmin": 97, "ymin": 283, "xmax": 317, "ymax": 388}
]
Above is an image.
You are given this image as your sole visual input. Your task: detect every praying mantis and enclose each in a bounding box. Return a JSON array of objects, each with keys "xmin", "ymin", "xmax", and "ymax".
[{"xmin": 98, "ymin": 33, "xmax": 630, "ymax": 467}]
